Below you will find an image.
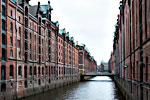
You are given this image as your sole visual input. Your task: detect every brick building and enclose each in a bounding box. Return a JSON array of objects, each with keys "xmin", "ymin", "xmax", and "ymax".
[
  {"xmin": 0, "ymin": 0, "xmax": 97, "ymax": 99},
  {"xmin": 108, "ymin": 52, "xmax": 114, "ymax": 73},
  {"xmin": 78, "ymin": 44, "xmax": 97, "ymax": 74},
  {"xmin": 113, "ymin": 0, "xmax": 150, "ymax": 99}
]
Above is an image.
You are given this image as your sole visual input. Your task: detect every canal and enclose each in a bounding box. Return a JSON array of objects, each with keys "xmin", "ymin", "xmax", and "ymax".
[{"xmin": 20, "ymin": 76, "xmax": 125, "ymax": 100}]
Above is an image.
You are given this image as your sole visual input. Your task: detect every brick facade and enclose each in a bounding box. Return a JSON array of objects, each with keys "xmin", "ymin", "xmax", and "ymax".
[
  {"xmin": 113, "ymin": 0, "xmax": 150, "ymax": 99},
  {"xmin": 0, "ymin": 0, "xmax": 97, "ymax": 98}
]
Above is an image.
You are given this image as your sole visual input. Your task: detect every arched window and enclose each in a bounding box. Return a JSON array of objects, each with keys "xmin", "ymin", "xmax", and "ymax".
[
  {"xmin": 9, "ymin": 65, "xmax": 13, "ymax": 79},
  {"xmin": 1, "ymin": 65, "xmax": 6, "ymax": 80},
  {"xmin": 10, "ymin": 22, "xmax": 13, "ymax": 33},
  {"xmin": 18, "ymin": 66, "xmax": 22, "ymax": 77}
]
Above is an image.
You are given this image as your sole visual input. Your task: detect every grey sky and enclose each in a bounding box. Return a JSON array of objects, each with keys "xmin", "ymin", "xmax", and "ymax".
[{"xmin": 30, "ymin": 0, "xmax": 120, "ymax": 64}]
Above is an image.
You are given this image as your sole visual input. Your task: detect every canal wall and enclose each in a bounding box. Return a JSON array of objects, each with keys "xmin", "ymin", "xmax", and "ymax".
[
  {"xmin": 114, "ymin": 76, "xmax": 150, "ymax": 100},
  {"xmin": 0, "ymin": 75, "xmax": 80, "ymax": 100}
]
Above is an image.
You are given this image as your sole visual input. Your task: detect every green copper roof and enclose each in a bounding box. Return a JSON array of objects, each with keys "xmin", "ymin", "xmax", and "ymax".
[
  {"xmin": 69, "ymin": 37, "xmax": 74, "ymax": 41},
  {"xmin": 59, "ymin": 28, "xmax": 66, "ymax": 35},
  {"xmin": 51, "ymin": 21, "xmax": 59, "ymax": 27},
  {"xmin": 66, "ymin": 32, "xmax": 70, "ymax": 37},
  {"xmin": 75, "ymin": 41, "xmax": 78, "ymax": 46}
]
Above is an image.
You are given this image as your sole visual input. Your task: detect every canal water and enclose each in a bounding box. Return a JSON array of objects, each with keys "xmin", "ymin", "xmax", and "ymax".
[{"xmin": 20, "ymin": 76, "xmax": 125, "ymax": 100}]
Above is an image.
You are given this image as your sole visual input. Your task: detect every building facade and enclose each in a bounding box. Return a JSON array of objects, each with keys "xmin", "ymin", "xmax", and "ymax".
[
  {"xmin": 78, "ymin": 45, "xmax": 97, "ymax": 74},
  {"xmin": 113, "ymin": 0, "xmax": 150, "ymax": 99},
  {"xmin": 0, "ymin": 0, "xmax": 97, "ymax": 99},
  {"xmin": 108, "ymin": 53, "xmax": 114, "ymax": 73}
]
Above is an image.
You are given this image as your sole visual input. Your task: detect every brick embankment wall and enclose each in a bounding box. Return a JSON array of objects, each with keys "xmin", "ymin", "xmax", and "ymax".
[
  {"xmin": 114, "ymin": 76, "xmax": 150, "ymax": 100},
  {"xmin": 0, "ymin": 76, "xmax": 80, "ymax": 100}
]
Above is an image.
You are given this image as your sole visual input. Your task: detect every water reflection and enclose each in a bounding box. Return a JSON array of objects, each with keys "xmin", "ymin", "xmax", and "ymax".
[{"xmin": 20, "ymin": 76, "xmax": 125, "ymax": 100}]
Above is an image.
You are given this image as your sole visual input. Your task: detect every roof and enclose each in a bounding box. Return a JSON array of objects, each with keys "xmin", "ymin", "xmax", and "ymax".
[
  {"xmin": 29, "ymin": 1, "xmax": 52, "ymax": 17},
  {"xmin": 40, "ymin": 5, "xmax": 53, "ymax": 14},
  {"xmin": 29, "ymin": 6, "xmax": 38, "ymax": 16},
  {"xmin": 59, "ymin": 28, "xmax": 66, "ymax": 35},
  {"xmin": 66, "ymin": 32, "xmax": 70, "ymax": 37},
  {"xmin": 51, "ymin": 21, "xmax": 59, "ymax": 27},
  {"xmin": 69, "ymin": 37, "xmax": 74, "ymax": 41}
]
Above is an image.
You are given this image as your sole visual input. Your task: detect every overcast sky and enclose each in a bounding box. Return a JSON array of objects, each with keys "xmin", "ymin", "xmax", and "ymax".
[{"xmin": 29, "ymin": 0, "xmax": 120, "ymax": 64}]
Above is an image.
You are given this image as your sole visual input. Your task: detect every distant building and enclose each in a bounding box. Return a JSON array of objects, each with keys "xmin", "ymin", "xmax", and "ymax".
[
  {"xmin": 100, "ymin": 62, "xmax": 109, "ymax": 72},
  {"xmin": 108, "ymin": 53, "xmax": 114, "ymax": 73}
]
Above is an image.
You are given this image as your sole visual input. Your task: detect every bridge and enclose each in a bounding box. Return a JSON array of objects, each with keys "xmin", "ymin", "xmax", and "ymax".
[{"xmin": 80, "ymin": 72, "xmax": 114, "ymax": 81}]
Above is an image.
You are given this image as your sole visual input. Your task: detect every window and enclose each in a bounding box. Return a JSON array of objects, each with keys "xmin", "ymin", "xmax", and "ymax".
[
  {"xmin": 34, "ymin": 66, "xmax": 36, "ymax": 76},
  {"xmin": 18, "ymin": 66, "xmax": 22, "ymax": 76},
  {"xmin": 30, "ymin": 53, "xmax": 31, "ymax": 60},
  {"xmin": 9, "ymin": 65, "xmax": 13, "ymax": 78},
  {"xmin": 30, "ymin": 44, "xmax": 31, "ymax": 50},
  {"xmin": 25, "ymin": 6, "xmax": 28, "ymax": 16},
  {"xmin": 19, "ymin": 51, "xmax": 21, "ymax": 59},
  {"xmin": 10, "ymin": 37, "xmax": 13, "ymax": 46},
  {"xmin": 2, "ymin": 6, "xmax": 5, "ymax": 16},
  {"xmin": 10, "ymin": 22, "xmax": 13, "ymax": 33},
  {"xmin": 19, "ymin": 27, "xmax": 21, "ymax": 36},
  {"xmin": 10, "ymin": 50, "xmax": 13, "ymax": 57},
  {"xmin": 1, "ymin": 65, "xmax": 6, "ymax": 80},
  {"xmin": 25, "ymin": 30, "xmax": 28, "ymax": 39},
  {"xmin": 2, "ymin": 49, "xmax": 6, "ymax": 60},
  {"xmin": 24, "ymin": 66, "xmax": 27, "ymax": 78},
  {"xmin": 30, "ymin": 66, "xmax": 32, "ymax": 76},
  {"xmin": 19, "ymin": 16, "xmax": 21, "ymax": 22},
  {"xmin": 10, "ymin": 10, "xmax": 13, "ymax": 16},
  {"xmin": 2, "ymin": 20, "xmax": 6, "ymax": 31},
  {"xmin": 38, "ymin": 67, "xmax": 40, "ymax": 75},
  {"xmin": 2, "ymin": 34, "xmax": 6, "ymax": 45},
  {"xmin": 42, "ymin": 67, "xmax": 44, "ymax": 75}
]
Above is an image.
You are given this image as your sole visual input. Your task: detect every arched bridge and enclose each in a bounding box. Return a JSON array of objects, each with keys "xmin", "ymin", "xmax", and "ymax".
[{"xmin": 80, "ymin": 72, "xmax": 114, "ymax": 81}]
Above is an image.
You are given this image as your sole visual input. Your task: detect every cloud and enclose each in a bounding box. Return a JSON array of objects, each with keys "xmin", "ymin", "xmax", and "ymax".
[{"xmin": 29, "ymin": 0, "xmax": 120, "ymax": 64}]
